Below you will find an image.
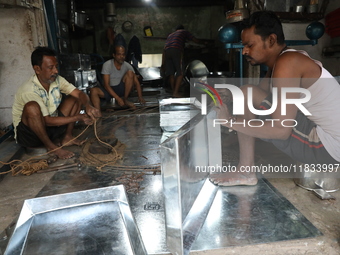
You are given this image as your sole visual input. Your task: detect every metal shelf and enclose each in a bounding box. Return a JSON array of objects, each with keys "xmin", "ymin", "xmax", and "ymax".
[{"xmin": 275, "ymin": 12, "xmax": 324, "ymax": 22}]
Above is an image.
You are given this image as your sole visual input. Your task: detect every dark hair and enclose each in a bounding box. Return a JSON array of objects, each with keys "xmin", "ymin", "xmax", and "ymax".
[
  {"xmin": 31, "ymin": 47, "xmax": 56, "ymax": 67},
  {"xmin": 111, "ymin": 45, "xmax": 126, "ymax": 55},
  {"xmin": 242, "ymin": 11, "xmax": 285, "ymax": 45},
  {"xmin": 176, "ymin": 24, "xmax": 184, "ymax": 30}
]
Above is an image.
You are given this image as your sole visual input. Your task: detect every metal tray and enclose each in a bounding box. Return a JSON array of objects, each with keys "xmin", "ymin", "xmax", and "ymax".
[{"xmin": 4, "ymin": 185, "xmax": 146, "ymax": 255}]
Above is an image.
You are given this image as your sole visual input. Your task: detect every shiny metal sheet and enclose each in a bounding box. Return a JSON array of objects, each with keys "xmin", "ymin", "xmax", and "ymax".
[
  {"xmin": 159, "ymin": 98, "xmax": 201, "ymax": 132},
  {"xmin": 4, "ymin": 185, "xmax": 147, "ymax": 255},
  {"xmin": 0, "ymin": 111, "xmax": 322, "ymax": 255},
  {"xmin": 160, "ymin": 109, "xmax": 221, "ymax": 255},
  {"xmin": 98, "ymin": 114, "xmax": 162, "ymax": 169},
  {"xmin": 192, "ymin": 179, "xmax": 322, "ymax": 250},
  {"xmin": 138, "ymin": 67, "xmax": 162, "ymax": 81}
]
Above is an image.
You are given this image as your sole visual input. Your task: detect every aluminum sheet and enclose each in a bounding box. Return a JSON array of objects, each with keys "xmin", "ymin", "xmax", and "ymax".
[
  {"xmin": 160, "ymin": 109, "xmax": 221, "ymax": 255},
  {"xmin": 2, "ymin": 173, "xmax": 321, "ymax": 255},
  {"xmin": 96, "ymin": 114, "xmax": 162, "ymax": 170},
  {"xmin": 193, "ymin": 179, "xmax": 322, "ymax": 250},
  {"xmin": 4, "ymin": 185, "xmax": 146, "ymax": 255},
  {"xmin": 159, "ymin": 98, "xmax": 201, "ymax": 132},
  {"xmin": 0, "ymin": 112, "xmax": 322, "ymax": 255}
]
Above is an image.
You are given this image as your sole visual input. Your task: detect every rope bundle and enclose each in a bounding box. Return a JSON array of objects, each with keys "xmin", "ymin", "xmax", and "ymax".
[{"xmin": 0, "ymin": 105, "xmax": 160, "ymax": 176}]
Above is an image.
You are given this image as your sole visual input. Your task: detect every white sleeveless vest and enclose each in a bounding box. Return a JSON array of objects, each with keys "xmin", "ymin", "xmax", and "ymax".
[{"xmin": 277, "ymin": 49, "xmax": 340, "ymax": 161}]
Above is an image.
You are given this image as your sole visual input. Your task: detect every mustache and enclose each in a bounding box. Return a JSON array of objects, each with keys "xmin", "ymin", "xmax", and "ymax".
[
  {"xmin": 245, "ymin": 56, "xmax": 253, "ymax": 61},
  {"xmin": 51, "ymin": 74, "xmax": 58, "ymax": 79}
]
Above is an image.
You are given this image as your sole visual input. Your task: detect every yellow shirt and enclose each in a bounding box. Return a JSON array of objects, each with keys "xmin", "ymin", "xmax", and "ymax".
[{"xmin": 12, "ymin": 74, "xmax": 76, "ymax": 138}]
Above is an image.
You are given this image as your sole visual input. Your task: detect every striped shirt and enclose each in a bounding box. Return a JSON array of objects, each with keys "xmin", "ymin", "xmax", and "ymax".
[
  {"xmin": 164, "ymin": 29, "xmax": 195, "ymax": 51},
  {"xmin": 12, "ymin": 74, "xmax": 76, "ymax": 138}
]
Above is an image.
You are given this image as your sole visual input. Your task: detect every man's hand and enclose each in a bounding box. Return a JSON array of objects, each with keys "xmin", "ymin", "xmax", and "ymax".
[
  {"xmin": 85, "ymin": 104, "xmax": 101, "ymax": 120},
  {"xmin": 77, "ymin": 113, "xmax": 94, "ymax": 125},
  {"xmin": 116, "ymin": 97, "xmax": 125, "ymax": 107},
  {"xmin": 215, "ymin": 103, "xmax": 231, "ymax": 121},
  {"xmin": 138, "ymin": 97, "xmax": 146, "ymax": 106}
]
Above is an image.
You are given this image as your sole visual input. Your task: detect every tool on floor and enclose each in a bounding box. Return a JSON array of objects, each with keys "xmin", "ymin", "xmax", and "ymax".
[
  {"xmin": 37, "ymin": 162, "xmax": 82, "ymax": 174},
  {"xmin": 46, "ymin": 154, "xmax": 58, "ymax": 164},
  {"xmin": 312, "ymin": 180, "xmax": 336, "ymax": 200},
  {"xmin": 294, "ymin": 162, "xmax": 339, "ymax": 200},
  {"xmin": 313, "ymin": 188, "xmax": 335, "ymax": 200}
]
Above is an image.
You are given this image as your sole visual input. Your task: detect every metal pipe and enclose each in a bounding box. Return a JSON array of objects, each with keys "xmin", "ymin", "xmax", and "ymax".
[{"xmin": 37, "ymin": 162, "xmax": 81, "ymax": 173}]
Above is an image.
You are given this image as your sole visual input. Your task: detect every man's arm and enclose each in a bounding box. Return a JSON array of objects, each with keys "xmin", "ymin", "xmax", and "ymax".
[
  {"xmin": 19, "ymin": 91, "xmax": 87, "ymax": 127},
  {"xmin": 102, "ymin": 74, "xmax": 124, "ymax": 106},
  {"xmin": 44, "ymin": 113, "xmax": 86, "ymax": 127},
  {"xmin": 219, "ymin": 54, "xmax": 304, "ymax": 140},
  {"xmin": 69, "ymin": 88, "xmax": 101, "ymax": 119},
  {"xmin": 44, "ymin": 89, "xmax": 101, "ymax": 126},
  {"xmin": 191, "ymin": 37, "xmax": 209, "ymax": 46}
]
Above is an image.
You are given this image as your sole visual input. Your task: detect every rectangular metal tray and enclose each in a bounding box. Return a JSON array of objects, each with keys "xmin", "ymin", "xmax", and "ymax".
[{"xmin": 4, "ymin": 185, "xmax": 146, "ymax": 255}]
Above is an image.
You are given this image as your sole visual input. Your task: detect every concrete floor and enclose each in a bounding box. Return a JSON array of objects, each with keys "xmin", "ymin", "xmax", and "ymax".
[{"xmin": 0, "ymin": 89, "xmax": 340, "ymax": 254}]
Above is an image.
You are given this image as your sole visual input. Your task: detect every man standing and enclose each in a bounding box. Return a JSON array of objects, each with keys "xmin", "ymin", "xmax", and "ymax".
[
  {"xmin": 210, "ymin": 11, "xmax": 340, "ymax": 186},
  {"xmin": 90, "ymin": 45, "xmax": 145, "ymax": 110},
  {"xmin": 162, "ymin": 25, "xmax": 204, "ymax": 98},
  {"xmin": 12, "ymin": 47, "xmax": 101, "ymax": 159}
]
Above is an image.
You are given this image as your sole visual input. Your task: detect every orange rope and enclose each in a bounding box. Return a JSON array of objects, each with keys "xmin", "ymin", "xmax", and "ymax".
[{"xmin": 0, "ymin": 124, "xmax": 90, "ymax": 176}]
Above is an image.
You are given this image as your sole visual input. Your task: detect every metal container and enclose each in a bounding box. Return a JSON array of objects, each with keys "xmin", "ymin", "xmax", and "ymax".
[
  {"xmin": 57, "ymin": 20, "xmax": 69, "ymax": 39},
  {"xmin": 294, "ymin": 162, "xmax": 340, "ymax": 193},
  {"xmin": 294, "ymin": 172, "xmax": 340, "ymax": 192},
  {"xmin": 226, "ymin": 9, "xmax": 249, "ymax": 23},
  {"xmin": 81, "ymin": 54, "xmax": 91, "ymax": 70},
  {"xmin": 60, "ymin": 69, "xmax": 76, "ymax": 85},
  {"xmin": 59, "ymin": 54, "xmax": 91, "ymax": 71},
  {"xmin": 4, "ymin": 185, "xmax": 147, "ymax": 255},
  {"xmin": 58, "ymin": 38, "xmax": 70, "ymax": 55},
  {"xmin": 74, "ymin": 11, "xmax": 87, "ymax": 28},
  {"xmin": 83, "ymin": 69, "xmax": 97, "ymax": 86},
  {"xmin": 307, "ymin": 4, "xmax": 318, "ymax": 13},
  {"xmin": 294, "ymin": 5, "xmax": 305, "ymax": 12},
  {"xmin": 160, "ymin": 109, "xmax": 221, "ymax": 255},
  {"xmin": 106, "ymin": 2, "xmax": 116, "ymax": 21},
  {"xmin": 159, "ymin": 98, "xmax": 201, "ymax": 132}
]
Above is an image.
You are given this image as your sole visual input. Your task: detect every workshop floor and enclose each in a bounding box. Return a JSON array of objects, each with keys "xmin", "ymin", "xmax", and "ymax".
[{"xmin": 0, "ymin": 87, "xmax": 340, "ymax": 255}]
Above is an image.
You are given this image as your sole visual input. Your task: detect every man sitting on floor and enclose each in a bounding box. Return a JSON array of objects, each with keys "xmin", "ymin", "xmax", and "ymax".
[
  {"xmin": 12, "ymin": 47, "xmax": 101, "ymax": 159},
  {"xmin": 90, "ymin": 45, "xmax": 145, "ymax": 110}
]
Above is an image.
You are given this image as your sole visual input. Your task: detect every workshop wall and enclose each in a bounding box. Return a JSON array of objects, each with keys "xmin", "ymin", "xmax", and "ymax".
[
  {"xmin": 0, "ymin": 1, "xmax": 339, "ymax": 130},
  {"xmin": 71, "ymin": 5, "xmax": 226, "ymax": 57},
  {"xmin": 282, "ymin": 0, "xmax": 340, "ymax": 76},
  {"xmin": 0, "ymin": 6, "xmax": 47, "ymax": 129}
]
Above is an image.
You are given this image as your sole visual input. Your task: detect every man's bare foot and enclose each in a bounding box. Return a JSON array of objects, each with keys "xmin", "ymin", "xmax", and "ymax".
[
  {"xmin": 62, "ymin": 135, "xmax": 86, "ymax": 146},
  {"xmin": 124, "ymin": 99, "xmax": 137, "ymax": 109},
  {"xmin": 209, "ymin": 170, "xmax": 258, "ymax": 186},
  {"xmin": 49, "ymin": 148, "xmax": 75, "ymax": 159}
]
